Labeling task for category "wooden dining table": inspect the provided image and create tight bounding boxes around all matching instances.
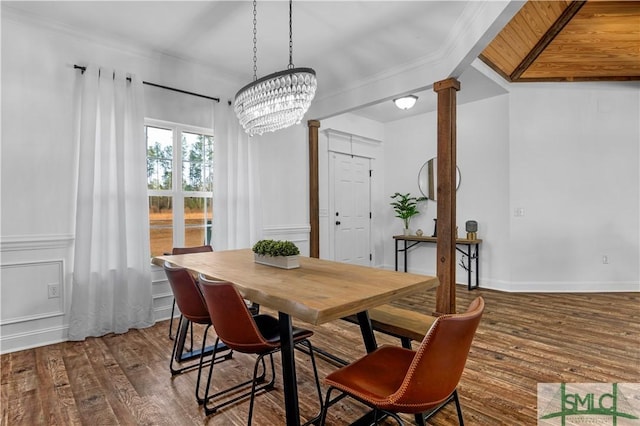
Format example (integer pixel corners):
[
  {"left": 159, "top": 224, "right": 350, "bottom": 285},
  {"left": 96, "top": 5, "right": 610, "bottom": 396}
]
[{"left": 152, "top": 248, "right": 439, "bottom": 426}]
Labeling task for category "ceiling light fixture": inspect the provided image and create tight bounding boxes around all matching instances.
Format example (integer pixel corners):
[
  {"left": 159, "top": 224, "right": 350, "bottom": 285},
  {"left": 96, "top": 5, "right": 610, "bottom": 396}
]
[
  {"left": 234, "top": 0, "right": 317, "bottom": 137},
  {"left": 393, "top": 95, "right": 418, "bottom": 110}
]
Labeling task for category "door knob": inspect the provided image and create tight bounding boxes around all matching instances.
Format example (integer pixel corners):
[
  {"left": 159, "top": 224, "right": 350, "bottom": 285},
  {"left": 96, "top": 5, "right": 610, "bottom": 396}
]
[{"left": 335, "top": 221, "right": 341, "bottom": 225}]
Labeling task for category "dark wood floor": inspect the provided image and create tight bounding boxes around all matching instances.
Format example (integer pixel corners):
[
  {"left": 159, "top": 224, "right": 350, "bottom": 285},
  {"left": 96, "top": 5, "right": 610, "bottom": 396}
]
[{"left": 2, "top": 287, "right": 639, "bottom": 425}]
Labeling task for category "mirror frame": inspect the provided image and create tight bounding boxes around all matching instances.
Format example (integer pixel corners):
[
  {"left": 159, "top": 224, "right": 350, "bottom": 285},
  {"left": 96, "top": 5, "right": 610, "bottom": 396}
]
[{"left": 417, "top": 157, "right": 461, "bottom": 201}]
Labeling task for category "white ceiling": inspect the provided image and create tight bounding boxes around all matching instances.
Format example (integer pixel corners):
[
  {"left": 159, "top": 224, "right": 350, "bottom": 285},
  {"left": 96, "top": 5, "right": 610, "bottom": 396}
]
[{"left": 2, "top": 0, "right": 516, "bottom": 122}]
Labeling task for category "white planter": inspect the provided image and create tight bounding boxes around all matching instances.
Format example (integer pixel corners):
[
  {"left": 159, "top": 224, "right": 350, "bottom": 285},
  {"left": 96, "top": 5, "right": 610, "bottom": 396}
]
[{"left": 254, "top": 254, "right": 300, "bottom": 269}]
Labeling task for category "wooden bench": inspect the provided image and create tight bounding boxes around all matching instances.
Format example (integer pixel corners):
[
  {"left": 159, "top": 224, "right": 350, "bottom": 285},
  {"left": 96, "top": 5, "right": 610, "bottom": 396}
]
[{"left": 343, "top": 304, "right": 437, "bottom": 349}]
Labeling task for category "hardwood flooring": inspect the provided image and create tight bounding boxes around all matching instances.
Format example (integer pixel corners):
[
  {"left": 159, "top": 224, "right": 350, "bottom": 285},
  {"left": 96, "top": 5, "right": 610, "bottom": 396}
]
[{"left": 2, "top": 288, "right": 639, "bottom": 425}]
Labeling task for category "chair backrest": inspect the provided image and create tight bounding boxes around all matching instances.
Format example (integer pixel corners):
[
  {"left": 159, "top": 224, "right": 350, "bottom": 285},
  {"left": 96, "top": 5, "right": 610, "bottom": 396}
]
[
  {"left": 172, "top": 245, "right": 213, "bottom": 255},
  {"left": 163, "top": 261, "right": 211, "bottom": 325},
  {"left": 198, "top": 276, "right": 275, "bottom": 354},
  {"left": 389, "top": 297, "right": 485, "bottom": 411}
]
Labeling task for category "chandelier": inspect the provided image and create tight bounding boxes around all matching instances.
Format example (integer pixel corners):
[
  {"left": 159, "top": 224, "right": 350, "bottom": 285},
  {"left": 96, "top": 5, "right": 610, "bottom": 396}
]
[{"left": 234, "top": 0, "right": 317, "bottom": 136}]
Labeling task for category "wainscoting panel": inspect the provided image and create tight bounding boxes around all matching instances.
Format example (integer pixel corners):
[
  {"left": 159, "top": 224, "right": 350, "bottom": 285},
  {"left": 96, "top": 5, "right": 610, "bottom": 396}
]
[
  {"left": 262, "top": 224, "right": 311, "bottom": 256},
  {"left": 151, "top": 264, "right": 174, "bottom": 321},
  {"left": 1, "top": 260, "right": 65, "bottom": 324},
  {"left": 0, "top": 234, "right": 73, "bottom": 353}
]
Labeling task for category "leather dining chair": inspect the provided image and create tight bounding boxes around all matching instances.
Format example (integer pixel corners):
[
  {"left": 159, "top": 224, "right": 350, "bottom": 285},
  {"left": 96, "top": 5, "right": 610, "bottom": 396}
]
[
  {"left": 163, "top": 261, "right": 231, "bottom": 404},
  {"left": 198, "top": 276, "right": 323, "bottom": 424},
  {"left": 169, "top": 245, "right": 260, "bottom": 340},
  {"left": 319, "top": 297, "right": 485, "bottom": 426},
  {"left": 168, "top": 245, "right": 214, "bottom": 340}
]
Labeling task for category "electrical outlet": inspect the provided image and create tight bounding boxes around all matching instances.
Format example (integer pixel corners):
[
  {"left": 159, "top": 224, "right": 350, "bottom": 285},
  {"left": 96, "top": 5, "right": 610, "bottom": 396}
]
[
  {"left": 514, "top": 208, "right": 525, "bottom": 217},
  {"left": 48, "top": 283, "right": 60, "bottom": 299},
  {"left": 602, "top": 255, "right": 609, "bottom": 264}
]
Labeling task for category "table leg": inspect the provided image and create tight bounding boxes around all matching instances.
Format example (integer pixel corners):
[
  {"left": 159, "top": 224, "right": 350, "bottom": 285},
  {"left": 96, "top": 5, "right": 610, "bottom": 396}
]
[
  {"left": 278, "top": 311, "right": 300, "bottom": 426},
  {"left": 467, "top": 244, "right": 472, "bottom": 291},
  {"left": 404, "top": 240, "right": 408, "bottom": 272},
  {"left": 174, "top": 317, "right": 190, "bottom": 362},
  {"left": 475, "top": 245, "right": 480, "bottom": 289},
  {"left": 349, "top": 311, "right": 382, "bottom": 425},
  {"left": 356, "top": 311, "right": 377, "bottom": 353},
  {"left": 395, "top": 239, "right": 399, "bottom": 271}
]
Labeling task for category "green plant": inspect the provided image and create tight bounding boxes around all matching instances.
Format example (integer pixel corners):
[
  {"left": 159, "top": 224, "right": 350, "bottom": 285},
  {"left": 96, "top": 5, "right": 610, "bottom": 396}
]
[
  {"left": 252, "top": 239, "right": 300, "bottom": 257},
  {"left": 390, "top": 192, "right": 426, "bottom": 229}
]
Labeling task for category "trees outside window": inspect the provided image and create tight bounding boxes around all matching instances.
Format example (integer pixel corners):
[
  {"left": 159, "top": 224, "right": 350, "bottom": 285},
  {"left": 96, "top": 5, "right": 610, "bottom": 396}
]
[{"left": 146, "top": 120, "right": 213, "bottom": 256}]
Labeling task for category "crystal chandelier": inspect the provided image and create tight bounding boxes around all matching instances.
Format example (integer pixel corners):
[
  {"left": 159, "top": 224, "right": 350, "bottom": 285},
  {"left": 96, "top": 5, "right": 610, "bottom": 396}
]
[{"left": 234, "top": 0, "right": 317, "bottom": 137}]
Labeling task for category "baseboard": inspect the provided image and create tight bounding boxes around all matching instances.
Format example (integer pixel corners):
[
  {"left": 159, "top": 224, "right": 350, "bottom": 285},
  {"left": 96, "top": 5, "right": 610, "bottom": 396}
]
[
  {"left": 381, "top": 263, "right": 639, "bottom": 293},
  {"left": 153, "top": 304, "right": 175, "bottom": 323},
  {"left": 0, "top": 324, "right": 68, "bottom": 354},
  {"left": 0, "top": 305, "right": 175, "bottom": 355},
  {"left": 501, "top": 280, "right": 640, "bottom": 293}
]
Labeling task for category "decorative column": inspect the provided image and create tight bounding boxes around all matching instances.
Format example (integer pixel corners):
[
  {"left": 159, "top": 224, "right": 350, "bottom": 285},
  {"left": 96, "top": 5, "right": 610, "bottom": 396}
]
[
  {"left": 433, "top": 78, "right": 460, "bottom": 315},
  {"left": 308, "top": 120, "right": 320, "bottom": 258}
]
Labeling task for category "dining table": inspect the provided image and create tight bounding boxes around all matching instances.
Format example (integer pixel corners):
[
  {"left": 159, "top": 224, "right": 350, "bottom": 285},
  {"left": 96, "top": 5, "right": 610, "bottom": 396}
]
[{"left": 152, "top": 248, "right": 439, "bottom": 426}]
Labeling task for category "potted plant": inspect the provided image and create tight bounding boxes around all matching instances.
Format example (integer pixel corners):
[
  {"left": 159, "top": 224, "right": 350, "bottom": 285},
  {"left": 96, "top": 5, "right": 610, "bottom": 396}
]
[
  {"left": 390, "top": 192, "right": 426, "bottom": 235},
  {"left": 252, "top": 239, "right": 300, "bottom": 269}
]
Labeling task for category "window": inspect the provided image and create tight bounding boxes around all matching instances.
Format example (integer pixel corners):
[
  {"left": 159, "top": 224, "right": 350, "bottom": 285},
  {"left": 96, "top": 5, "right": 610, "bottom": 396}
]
[{"left": 146, "top": 119, "right": 214, "bottom": 256}]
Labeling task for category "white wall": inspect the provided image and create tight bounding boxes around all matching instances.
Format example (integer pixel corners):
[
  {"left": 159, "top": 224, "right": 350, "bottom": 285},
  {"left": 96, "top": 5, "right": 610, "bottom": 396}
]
[
  {"left": 380, "top": 82, "right": 640, "bottom": 292},
  {"left": 253, "top": 124, "right": 312, "bottom": 255},
  {"left": 382, "top": 93, "right": 511, "bottom": 287},
  {"left": 0, "top": 14, "right": 240, "bottom": 353},
  {"left": 508, "top": 83, "right": 640, "bottom": 291}
]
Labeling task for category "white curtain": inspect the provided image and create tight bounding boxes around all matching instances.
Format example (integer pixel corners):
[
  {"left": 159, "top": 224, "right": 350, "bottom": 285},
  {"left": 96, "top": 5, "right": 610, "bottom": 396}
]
[
  {"left": 69, "top": 65, "right": 154, "bottom": 340},
  {"left": 212, "top": 102, "right": 262, "bottom": 250}
]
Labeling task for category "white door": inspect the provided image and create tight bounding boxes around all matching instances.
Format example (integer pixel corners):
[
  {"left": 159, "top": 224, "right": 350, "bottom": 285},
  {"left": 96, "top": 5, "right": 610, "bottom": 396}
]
[{"left": 332, "top": 152, "right": 371, "bottom": 266}]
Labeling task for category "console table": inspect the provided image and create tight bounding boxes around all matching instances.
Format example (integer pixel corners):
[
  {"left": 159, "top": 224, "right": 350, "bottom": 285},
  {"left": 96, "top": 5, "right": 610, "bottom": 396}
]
[{"left": 393, "top": 235, "right": 482, "bottom": 290}]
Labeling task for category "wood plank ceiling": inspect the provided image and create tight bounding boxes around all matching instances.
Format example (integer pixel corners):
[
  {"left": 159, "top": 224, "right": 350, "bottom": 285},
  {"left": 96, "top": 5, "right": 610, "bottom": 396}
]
[{"left": 480, "top": 0, "right": 640, "bottom": 82}]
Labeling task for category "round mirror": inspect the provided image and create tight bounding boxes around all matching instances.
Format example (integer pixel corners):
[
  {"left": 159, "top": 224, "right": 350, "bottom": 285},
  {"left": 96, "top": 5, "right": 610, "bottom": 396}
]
[{"left": 417, "top": 157, "right": 461, "bottom": 201}]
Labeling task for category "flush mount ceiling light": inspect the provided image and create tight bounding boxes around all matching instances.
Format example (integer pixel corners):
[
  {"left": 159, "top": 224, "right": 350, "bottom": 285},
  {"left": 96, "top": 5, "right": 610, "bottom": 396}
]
[
  {"left": 234, "top": 0, "right": 317, "bottom": 137},
  {"left": 393, "top": 95, "right": 418, "bottom": 110}
]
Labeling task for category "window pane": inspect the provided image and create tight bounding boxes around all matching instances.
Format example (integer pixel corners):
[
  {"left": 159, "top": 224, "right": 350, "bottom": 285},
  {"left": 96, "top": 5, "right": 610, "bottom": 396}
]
[
  {"left": 184, "top": 197, "right": 213, "bottom": 246},
  {"left": 182, "top": 132, "right": 213, "bottom": 191},
  {"left": 149, "top": 196, "right": 173, "bottom": 257},
  {"left": 147, "top": 126, "right": 173, "bottom": 190}
]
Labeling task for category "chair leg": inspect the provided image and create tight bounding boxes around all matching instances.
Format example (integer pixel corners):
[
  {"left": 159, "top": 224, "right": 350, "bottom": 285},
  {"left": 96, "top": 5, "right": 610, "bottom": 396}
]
[
  {"left": 247, "top": 353, "right": 275, "bottom": 425},
  {"left": 202, "top": 338, "right": 219, "bottom": 408},
  {"left": 170, "top": 318, "right": 231, "bottom": 377},
  {"left": 319, "top": 387, "right": 337, "bottom": 426},
  {"left": 453, "top": 390, "right": 464, "bottom": 425},
  {"left": 169, "top": 315, "right": 185, "bottom": 375},
  {"left": 385, "top": 411, "right": 404, "bottom": 425},
  {"left": 296, "top": 339, "right": 324, "bottom": 420},
  {"left": 168, "top": 298, "right": 176, "bottom": 339},
  {"left": 195, "top": 325, "right": 212, "bottom": 403},
  {"left": 203, "top": 350, "right": 276, "bottom": 417},
  {"left": 187, "top": 320, "right": 194, "bottom": 352}
]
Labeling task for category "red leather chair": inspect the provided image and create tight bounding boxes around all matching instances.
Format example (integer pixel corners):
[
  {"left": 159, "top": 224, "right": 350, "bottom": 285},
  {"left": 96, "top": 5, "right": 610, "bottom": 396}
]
[
  {"left": 168, "top": 245, "right": 259, "bottom": 339},
  {"left": 198, "top": 276, "right": 323, "bottom": 423},
  {"left": 168, "top": 245, "right": 214, "bottom": 340},
  {"left": 163, "top": 261, "right": 229, "bottom": 404},
  {"left": 320, "top": 297, "right": 485, "bottom": 426}
]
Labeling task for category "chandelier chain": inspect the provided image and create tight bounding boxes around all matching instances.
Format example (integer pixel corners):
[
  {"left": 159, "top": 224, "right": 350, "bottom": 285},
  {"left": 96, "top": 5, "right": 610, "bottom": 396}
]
[
  {"left": 252, "top": 0, "right": 258, "bottom": 81},
  {"left": 288, "top": 0, "right": 294, "bottom": 69}
]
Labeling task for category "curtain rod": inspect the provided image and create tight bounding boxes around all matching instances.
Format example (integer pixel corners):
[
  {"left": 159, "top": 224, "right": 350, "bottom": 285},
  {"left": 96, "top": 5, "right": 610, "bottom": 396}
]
[{"left": 73, "top": 65, "right": 220, "bottom": 103}]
